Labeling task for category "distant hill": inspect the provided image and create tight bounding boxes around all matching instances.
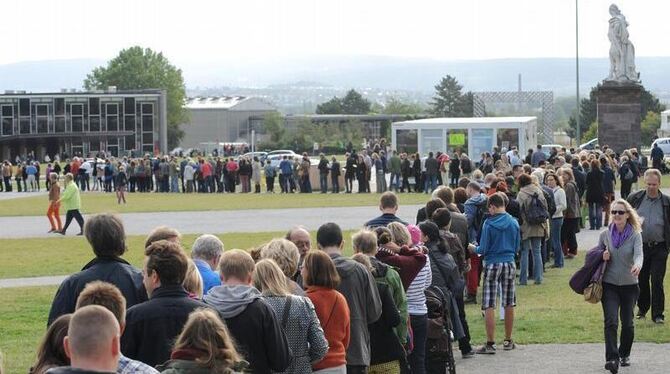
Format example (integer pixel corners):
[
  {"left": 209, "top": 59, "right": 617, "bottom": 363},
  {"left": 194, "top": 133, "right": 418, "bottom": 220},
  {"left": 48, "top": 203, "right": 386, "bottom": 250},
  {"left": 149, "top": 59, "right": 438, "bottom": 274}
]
[{"left": 1, "top": 56, "right": 669, "bottom": 98}]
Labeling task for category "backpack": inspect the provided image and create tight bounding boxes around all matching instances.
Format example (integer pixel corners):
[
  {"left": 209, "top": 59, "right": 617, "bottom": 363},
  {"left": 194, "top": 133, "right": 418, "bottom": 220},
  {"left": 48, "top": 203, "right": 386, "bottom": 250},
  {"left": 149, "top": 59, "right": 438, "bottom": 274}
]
[
  {"left": 424, "top": 285, "right": 452, "bottom": 361},
  {"left": 472, "top": 198, "right": 488, "bottom": 236},
  {"left": 523, "top": 191, "right": 549, "bottom": 225},
  {"left": 541, "top": 186, "right": 557, "bottom": 217}
]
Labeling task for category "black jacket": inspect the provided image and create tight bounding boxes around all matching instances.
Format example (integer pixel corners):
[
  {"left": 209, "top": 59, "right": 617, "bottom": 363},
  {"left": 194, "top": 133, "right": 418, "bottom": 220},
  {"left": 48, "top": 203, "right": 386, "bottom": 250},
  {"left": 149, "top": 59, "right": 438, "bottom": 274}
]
[
  {"left": 318, "top": 159, "right": 329, "bottom": 175},
  {"left": 572, "top": 166, "right": 587, "bottom": 197},
  {"left": 365, "top": 213, "right": 408, "bottom": 228},
  {"left": 585, "top": 169, "right": 604, "bottom": 203},
  {"left": 368, "top": 283, "right": 404, "bottom": 365},
  {"left": 48, "top": 257, "right": 147, "bottom": 325},
  {"left": 627, "top": 190, "right": 670, "bottom": 247},
  {"left": 331, "top": 161, "right": 341, "bottom": 177},
  {"left": 121, "top": 285, "right": 210, "bottom": 367},
  {"left": 425, "top": 157, "right": 439, "bottom": 176},
  {"left": 46, "top": 367, "right": 115, "bottom": 374}
]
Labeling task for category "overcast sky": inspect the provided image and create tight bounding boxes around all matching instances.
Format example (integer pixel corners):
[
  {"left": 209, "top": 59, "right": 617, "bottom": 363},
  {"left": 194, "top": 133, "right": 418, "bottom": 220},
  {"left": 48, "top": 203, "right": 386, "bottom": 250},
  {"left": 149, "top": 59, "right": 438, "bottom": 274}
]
[{"left": 0, "top": 0, "right": 667, "bottom": 66}]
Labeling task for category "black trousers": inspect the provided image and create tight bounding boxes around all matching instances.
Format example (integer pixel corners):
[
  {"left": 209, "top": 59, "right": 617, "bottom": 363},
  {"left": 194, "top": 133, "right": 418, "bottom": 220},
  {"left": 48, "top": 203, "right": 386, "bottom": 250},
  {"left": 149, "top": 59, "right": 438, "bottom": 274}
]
[
  {"left": 409, "top": 314, "right": 427, "bottom": 374},
  {"left": 638, "top": 243, "right": 668, "bottom": 319},
  {"left": 602, "top": 283, "right": 639, "bottom": 361},
  {"left": 62, "top": 209, "right": 84, "bottom": 234}
]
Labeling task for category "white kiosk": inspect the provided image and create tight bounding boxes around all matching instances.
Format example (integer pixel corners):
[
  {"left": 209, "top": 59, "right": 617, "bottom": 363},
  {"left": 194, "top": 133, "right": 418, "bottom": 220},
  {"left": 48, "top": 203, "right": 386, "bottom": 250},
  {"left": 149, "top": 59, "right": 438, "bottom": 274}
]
[{"left": 391, "top": 117, "right": 538, "bottom": 157}]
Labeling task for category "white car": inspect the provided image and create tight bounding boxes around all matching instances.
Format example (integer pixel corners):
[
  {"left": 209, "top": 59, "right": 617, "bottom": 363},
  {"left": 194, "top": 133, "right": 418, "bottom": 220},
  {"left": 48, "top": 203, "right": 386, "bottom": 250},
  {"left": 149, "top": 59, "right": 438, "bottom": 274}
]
[
  {"left": 267, "top": 149, "right": 296, "bottom": 157},
  {"left": 651, "top": 138, "right": 670, "bottom": 155}
]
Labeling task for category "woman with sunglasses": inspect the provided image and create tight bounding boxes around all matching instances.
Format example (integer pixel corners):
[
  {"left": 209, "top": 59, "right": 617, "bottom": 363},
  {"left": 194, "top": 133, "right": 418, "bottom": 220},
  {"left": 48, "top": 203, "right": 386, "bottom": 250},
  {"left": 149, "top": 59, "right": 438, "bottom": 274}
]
[{"left": 598, "top": 199, "right": 643, "bottom": 374}]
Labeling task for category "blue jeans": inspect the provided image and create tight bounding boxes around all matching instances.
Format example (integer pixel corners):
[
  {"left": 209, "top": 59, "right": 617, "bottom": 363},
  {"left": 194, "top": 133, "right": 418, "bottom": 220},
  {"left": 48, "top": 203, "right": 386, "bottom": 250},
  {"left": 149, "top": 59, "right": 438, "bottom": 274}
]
[
  {"left": 389, "top": 172, "right": 401, "bottom": 191},
  {"left": 520, "top": 237, "right": 543, "bottom": 284},
  {"left": 550, "top": 217, "right": 564, "bottom": 267},
  {"left": 424, "top": 175, "right": 437, "bottom": 193},
  {"left": 588, "top": 202, "right": 602, "bottom": 229},
  {"left": 170, "top": 175, "right": 179, "bottom": 192},
  {"left": 319, "top": 174, "right": 328, "bottom": 193}
]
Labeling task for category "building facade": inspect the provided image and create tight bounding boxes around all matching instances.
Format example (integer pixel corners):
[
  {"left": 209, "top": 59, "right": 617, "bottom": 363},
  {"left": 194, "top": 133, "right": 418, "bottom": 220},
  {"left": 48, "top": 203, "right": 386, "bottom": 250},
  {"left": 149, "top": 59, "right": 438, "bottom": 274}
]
[
  {"left": 0, "top": 89, "right": 168, "bottom": 161},
  {"left": 180, "top": 96, "right": 276, "bottom": 149}
]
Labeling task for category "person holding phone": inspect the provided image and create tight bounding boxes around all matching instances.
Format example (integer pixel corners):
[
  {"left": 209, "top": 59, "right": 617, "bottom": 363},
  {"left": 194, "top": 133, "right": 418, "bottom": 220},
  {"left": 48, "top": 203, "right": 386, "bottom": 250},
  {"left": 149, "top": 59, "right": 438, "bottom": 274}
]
[{"left": 597, "top": 199, "right": 643, "bottom": 373}]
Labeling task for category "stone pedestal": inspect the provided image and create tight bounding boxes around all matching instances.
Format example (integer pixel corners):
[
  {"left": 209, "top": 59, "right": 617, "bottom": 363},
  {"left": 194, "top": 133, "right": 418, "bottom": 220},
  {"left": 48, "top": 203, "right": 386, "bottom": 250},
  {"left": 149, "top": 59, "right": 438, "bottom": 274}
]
[{"left": 597, "top": 83, "right": 641, "bottom": 154}]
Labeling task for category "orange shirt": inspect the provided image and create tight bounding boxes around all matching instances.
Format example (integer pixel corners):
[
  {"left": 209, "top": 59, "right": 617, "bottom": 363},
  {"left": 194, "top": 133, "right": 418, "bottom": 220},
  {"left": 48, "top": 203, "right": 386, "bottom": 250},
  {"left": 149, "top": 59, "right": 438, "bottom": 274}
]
[{"left": 306, "top": 286, "right": 350, "bottom": 371}]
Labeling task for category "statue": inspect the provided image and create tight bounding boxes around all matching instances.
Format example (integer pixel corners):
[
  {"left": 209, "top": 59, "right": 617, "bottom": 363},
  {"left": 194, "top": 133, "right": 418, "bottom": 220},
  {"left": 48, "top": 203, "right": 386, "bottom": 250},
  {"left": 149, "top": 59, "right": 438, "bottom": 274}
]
[{"left": 606, "top": 4, "right": 639, "bottom": 83}]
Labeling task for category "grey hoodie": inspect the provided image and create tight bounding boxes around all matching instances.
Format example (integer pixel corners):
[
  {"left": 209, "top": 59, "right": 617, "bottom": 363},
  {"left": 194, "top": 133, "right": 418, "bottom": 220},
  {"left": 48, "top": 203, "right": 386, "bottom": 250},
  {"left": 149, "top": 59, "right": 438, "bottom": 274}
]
[
  {"left": 330, "top": 253, "right": 382, "bottom": 367},
  {"left": 203, "top": 284, "right": 261, "bottom": 318}
]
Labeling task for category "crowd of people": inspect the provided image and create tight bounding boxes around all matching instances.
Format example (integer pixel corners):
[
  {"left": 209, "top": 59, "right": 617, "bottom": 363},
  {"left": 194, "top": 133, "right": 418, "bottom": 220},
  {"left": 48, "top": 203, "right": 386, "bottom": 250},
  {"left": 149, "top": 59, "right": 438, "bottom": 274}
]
[{"left": 2, "top": 139, "right": 666, "bottom": 374}]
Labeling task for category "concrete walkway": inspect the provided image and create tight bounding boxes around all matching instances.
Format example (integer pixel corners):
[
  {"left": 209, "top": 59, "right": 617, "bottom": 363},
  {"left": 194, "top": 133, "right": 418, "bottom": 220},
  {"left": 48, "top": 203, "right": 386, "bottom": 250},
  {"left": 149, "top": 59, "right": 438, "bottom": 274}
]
[
  {"left": 0, "top": 191, "right": 46, "bottom": 200},
  {"left": 455, "top": 343, "right": 670, "bottom": 373},
  {"left": 0, "top": 204, "right": 423, "bottom": 239}
]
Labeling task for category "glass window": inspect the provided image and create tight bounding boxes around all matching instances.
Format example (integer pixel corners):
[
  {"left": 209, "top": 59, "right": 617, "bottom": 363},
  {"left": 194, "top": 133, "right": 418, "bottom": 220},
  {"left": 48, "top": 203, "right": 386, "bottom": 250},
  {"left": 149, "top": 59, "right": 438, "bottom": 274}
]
[
  {"left": 71, "top": 104, "right": 83, "bottom": 116},
  {"left": 72, "top": 117, "right": 83, "bottom": 132},
  {"left": 108, "top": 116, "right": 118, "bottom": 132},
  {"left": 471, "top": 129, "right": 494, "bottom": 160},
  {"left": 125, "top": 116, "right": 135, "bottom": 132},
  {"left": 19, "top": 99, "right": 30, "bottom": 116},
  {"left": 37, "top": 118, "right": 48, "bottom": 133},
  {"left": 420, "top": 129, "right": 443, "bottom": 156},
  {"left": 124, "top": 98, "right": 135, "bottom": 114},
  {"left": 55, "top": 117, "right": 65, "bottom": 133},
  {"left": 446, "top": 129, "right": 468, "bottom": 156},
  {"left": 36, "top": 105, "right": 48, "bottom": 116},
  {"left": 2, "top": 105, "right": 12, "bottom": 117},
  {"left": 142, "top": 103, "right": 153, "bottom": 114},
  {"left": 497, "top": 128, "right": 519, "bottom": 152},
  {"left": 90, "top": 116, "right": 100, "bottom": 132},
  {"left": 106, "top": 103, "right": 118, "bottom": 115},
  {"left": 396, "top": 129, "right": 418, "bottom": 154},
  {"left": 20, "top": 118, "right": 30, "bottom": 134},
  {"left": 89, "top": 98, "right": 100, "bottom": 115},
  {"left": 55, "top": 98, "right": 65, "bottom": 115},
  {"left": 2, "top": 118, "right": 12, "bottom": 135},
  {"left": 143, "top": 131, "right": 153, "bottom": 144},
  {"left": 125, "top": 135, "right": 136, "bottom": 150},
  {"left": 142, "top": 116, "right": 153, "bottom": 132}
]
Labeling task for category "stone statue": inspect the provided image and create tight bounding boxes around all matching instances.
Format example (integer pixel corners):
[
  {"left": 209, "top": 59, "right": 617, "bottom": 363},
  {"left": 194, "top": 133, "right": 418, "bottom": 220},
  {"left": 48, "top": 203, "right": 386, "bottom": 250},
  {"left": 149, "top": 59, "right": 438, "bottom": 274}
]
[{"left": 606, "top": 4, "right": 639, "bottom": 83}]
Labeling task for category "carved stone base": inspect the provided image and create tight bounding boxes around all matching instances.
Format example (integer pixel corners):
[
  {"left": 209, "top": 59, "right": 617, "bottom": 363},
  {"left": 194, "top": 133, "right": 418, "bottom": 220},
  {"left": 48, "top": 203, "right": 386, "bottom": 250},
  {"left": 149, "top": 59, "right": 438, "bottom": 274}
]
[{"left": 597, "top": 84, "right": 641, "bottom": 154}]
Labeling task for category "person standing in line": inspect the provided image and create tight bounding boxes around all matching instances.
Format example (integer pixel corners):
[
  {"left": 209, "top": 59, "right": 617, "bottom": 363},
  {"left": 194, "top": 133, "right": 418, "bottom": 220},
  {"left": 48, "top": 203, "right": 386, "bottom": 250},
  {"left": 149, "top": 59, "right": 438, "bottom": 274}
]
[
  {"left": 424, "top": 152, "right": 439, "bottom": 194},
  {"left": 331, "top": 156, "right": 341, "bottom": 194},
  {"left": 560, "top": 167, "right": 581, "bottom": 259},
  {"left": 57, "top": 173, "right": 84, "bottom": 236},
  {"left": 47, "top": 173, "right": 62, "bottom": 234},
  {"left": 252, "top": 156, "right": 262, "bottom": 194},
  {"left": 344, "top": 152, "right": 357, "bottom": 194},
  {"left": 586, "top": 159, "right": 605, "bottom": 230},
  {"left": 516, "top": 174, "right": 548, "bottom": 285},
  {"left": 264, "top": 159, "right": 276, "bottom": 193},
  {"left": 116, "top": 166, "right": 128, "bottom": 205},
  {"left": 400, "top": 153, "right": 412, "bottom": 193},
  {"left": 389, "top": 150, "right": 402, "bottom": 192},
  {"left": 598, "top": 199, "right": 643, "bottom": 373},
  {"left": 545, "top": 173, "right": 566, "bottom": 268},
  {"left": 318, "top": 153, "right": 330, "bottom": 194},
  {"left": 468, "top": 193, "right": 519, "bottom": 354},
  {"left": 601, "top": 158, "right": 617, "bottom": 226},
  {"left": 627, "top": 169, "right": 669, "bottom": 324}
]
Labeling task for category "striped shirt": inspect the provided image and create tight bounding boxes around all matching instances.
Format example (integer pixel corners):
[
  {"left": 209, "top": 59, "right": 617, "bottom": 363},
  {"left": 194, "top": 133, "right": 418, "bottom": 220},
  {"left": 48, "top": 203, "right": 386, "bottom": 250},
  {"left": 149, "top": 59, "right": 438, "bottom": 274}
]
[{"left": 406, "top": 252, "right": 432, "bottom": 315}]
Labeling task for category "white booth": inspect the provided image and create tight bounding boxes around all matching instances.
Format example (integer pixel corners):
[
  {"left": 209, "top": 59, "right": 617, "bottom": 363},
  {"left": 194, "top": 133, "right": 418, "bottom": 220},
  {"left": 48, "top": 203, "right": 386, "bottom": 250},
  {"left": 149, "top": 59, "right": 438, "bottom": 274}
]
[{"left": 391, "top": 117, "right": 538, "bottom": 157}]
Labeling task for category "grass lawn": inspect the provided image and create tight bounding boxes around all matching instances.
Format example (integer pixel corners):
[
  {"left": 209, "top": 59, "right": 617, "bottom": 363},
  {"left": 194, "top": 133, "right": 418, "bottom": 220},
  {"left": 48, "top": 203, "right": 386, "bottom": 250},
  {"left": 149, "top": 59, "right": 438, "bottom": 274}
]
[
  {"left": 2, "top": 253, "right": 669, "bottom": 374},
  {"left": 0, "top": 192, "right": 428, "bottom": 217}
]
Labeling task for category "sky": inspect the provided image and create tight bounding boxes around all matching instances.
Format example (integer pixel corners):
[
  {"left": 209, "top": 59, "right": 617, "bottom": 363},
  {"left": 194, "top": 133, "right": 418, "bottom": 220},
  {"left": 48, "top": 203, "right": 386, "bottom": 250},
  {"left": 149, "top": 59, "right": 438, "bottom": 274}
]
[{"left": 0, "top": 0, "right": 667, "bottom": 66}]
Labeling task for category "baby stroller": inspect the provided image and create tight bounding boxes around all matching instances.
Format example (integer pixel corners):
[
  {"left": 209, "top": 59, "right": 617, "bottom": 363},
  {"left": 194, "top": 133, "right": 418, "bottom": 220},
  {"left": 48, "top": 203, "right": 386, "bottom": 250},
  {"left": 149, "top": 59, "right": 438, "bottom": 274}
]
[{"left": 425, "top": 285, "right": 457, "bottom": 374}]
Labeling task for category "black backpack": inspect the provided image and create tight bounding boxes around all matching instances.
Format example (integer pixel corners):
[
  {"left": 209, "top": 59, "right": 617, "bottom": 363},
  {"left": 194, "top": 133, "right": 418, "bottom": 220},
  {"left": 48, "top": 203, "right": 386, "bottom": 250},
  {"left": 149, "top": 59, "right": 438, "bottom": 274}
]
[
  {"left": 424, "top": 285, "right": 452, "bottom": 361},
  {"left": 541, "top": 186, "right": 557, "bottom": 217},
  {"left": 523, "top": 191, "right": 550, "bottom": 225},
  {"left": 472, "top": 197, "right": 488, "bottom": 236}
]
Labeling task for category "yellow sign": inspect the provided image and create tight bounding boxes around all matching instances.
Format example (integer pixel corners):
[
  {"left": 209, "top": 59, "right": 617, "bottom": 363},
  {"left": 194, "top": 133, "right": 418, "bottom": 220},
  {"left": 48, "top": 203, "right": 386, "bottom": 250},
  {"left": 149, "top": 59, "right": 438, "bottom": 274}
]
[{"left": 449, "top": 133, "right": 465, "bottom": 145}]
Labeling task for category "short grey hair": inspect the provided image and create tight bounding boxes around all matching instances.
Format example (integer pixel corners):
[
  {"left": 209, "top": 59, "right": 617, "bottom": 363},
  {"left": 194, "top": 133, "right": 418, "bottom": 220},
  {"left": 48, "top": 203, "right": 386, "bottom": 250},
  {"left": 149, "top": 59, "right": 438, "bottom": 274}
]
[{"left": 191, "top": 234, "right": 224, "bottom": 261}]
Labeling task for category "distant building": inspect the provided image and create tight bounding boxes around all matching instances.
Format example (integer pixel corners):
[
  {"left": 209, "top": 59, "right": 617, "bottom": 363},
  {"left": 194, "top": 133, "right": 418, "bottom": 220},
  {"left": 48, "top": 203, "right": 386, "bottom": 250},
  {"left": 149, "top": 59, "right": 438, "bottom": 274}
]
[
  {"left": 180, "top": 96, "right": 276, "bottom": 149},
  {"left": 0, "top": 89, "right": 167, "bottom": 160}
]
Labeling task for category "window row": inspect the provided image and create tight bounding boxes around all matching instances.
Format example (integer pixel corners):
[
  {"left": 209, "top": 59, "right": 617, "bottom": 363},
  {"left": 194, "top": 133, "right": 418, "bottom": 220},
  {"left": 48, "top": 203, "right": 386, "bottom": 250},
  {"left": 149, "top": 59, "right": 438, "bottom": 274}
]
[{"left": 0, "top": 115, "right": 154, "bottom": 135}]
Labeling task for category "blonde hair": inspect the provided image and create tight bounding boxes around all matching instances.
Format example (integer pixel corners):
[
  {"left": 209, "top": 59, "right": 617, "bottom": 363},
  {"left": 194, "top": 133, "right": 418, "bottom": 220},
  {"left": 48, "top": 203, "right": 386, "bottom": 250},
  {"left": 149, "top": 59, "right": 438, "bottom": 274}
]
[
  {"left": 352, "top": 230, "right": 377, "bottom": 255},
  {"left": 388, "top": 222, "right": 411, "bottom": 246},
  {"left": 219, "top": 249, "right": 255, "bottom": 282},
  {"left": 172, "top": 308, "right": 243, "bottom": 373},
  {"left": 351, "top": 253, "right": 374, "bottom": 273},
  {"left": 611, "top": 199, "right": 642, "bottom": 233},
  {"left": 64, "top": 173, "right": 74, "bottom": 183},
  {"left": 644, "top": 168, "right": 662, "bottom": 184},
  {"left": 252, "top": 259, "right": 290, "bottom": 296},
  {"left": 183, "top": 260, "right": 204, "bottom": 299},
  {"left": 259, "top": 239, "right": 300, "bottom": 279}
]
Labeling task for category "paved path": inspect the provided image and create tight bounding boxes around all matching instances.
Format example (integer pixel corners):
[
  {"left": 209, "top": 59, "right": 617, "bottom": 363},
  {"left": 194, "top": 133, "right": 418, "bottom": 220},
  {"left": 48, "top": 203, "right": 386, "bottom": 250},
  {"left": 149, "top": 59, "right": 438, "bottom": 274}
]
[
  {"left": 0, "top": 204, "right": 423, "bottom": 239},
  {"left": 455, "top": 343, "right": 670, "bottom": 373},
  {"left": 0, "top": 191, "right": 46, "bottom": 200}
]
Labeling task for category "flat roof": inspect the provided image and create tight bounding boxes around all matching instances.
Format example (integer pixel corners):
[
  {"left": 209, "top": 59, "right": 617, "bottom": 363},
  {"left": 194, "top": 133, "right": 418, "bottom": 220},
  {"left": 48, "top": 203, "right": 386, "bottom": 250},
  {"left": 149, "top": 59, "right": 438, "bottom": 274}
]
[
  {"left": 0, "top": 89, "right": 162, "bottom": 97},
  {"left": 393, "top": 116, "right": 536, "bottom": 125}
]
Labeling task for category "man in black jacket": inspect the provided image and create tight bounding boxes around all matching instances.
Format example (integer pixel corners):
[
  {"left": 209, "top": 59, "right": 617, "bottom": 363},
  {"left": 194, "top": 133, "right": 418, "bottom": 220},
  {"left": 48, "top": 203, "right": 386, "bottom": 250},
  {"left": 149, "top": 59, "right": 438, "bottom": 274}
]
[
  {"left": 627, "top": 169, "right": 670, "bottom": 324},
  {"left": 425, "top": 152, "right": 440, "bottom": 193},
  {"left": 48, "top": 214, "right": 147, "bottom": 326},
  {"left": 365, "top": 191, "right": 408, "bottom": 228},
  {"left": 121, "top": 240, "right": 209, "bottom": 367},
  {"left": 204, "top": 249, "right": 291, "bottom": 374}
]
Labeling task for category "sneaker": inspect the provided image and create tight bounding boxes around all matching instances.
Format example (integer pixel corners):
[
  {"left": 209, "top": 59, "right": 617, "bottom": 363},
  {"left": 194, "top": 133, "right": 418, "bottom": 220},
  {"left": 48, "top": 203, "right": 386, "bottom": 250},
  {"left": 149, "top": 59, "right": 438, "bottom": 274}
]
[
  {"left": 475, "top": 344, "right": 496, "bottom": 355},
  {"left": 605, "top": 360, "right": 619, "bottom": 374},
  {"left": 503, "top": 339, "right": 516, "bottom": 350},
  {"left": 461, "top": 350, "right": 476, "bottom": 359},
  {"left": 620, "top": 357, "right": 630, "bottom": 367},
  {"left": 465, "top": 295, "right": 477, "bottom": 304},
  {"left": 653, "top": 317, "right": 665, "bottom": 324},
  {"left": 76, "top": 232, "right": 84, "bottom": 236},
  {"left": 635, "top": 314, "right": 646, "bottom": 320}
]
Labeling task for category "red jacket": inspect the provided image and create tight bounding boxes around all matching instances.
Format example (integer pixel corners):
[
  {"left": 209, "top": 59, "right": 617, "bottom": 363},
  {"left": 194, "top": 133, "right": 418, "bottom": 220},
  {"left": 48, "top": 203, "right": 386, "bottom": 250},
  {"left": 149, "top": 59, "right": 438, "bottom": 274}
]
[
  {"left": 376, "top": 245, "right": 427, "bottom": 291},
  {"left": 306, "top": 286, "right": 350, "bottom": 371}
]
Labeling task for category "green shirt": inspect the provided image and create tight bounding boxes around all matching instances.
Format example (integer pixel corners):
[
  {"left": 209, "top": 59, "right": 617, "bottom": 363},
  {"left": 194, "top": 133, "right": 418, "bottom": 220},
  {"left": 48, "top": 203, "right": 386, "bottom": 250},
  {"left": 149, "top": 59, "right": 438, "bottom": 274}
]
[{"left": 60, "top": 182, "right": 81, "bottom": 211}]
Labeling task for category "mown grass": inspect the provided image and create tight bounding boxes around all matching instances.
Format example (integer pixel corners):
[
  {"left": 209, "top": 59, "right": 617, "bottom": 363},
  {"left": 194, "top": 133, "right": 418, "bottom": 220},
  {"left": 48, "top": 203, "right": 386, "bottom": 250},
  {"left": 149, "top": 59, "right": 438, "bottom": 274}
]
[{"left": 0, "top": 192, "right": 428, "bottom": 217}]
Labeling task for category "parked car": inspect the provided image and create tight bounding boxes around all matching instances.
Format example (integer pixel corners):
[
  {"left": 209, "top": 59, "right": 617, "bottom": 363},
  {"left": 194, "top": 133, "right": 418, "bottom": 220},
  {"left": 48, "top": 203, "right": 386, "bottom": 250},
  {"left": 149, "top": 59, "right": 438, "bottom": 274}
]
[
  {"left": 540, "top": 144, "right": 563, "bottom": 157},
  {"left": 267, "top": 149, "right": 296, "bottom": 157},
  {"left": 241, "top": 151, "right": 268, "bottom": 162},
  {"left": 651, "top": 137, "right": 670, "bottom": 156},
  {"left": 579, "top": 138, "right": 598, "bottom": 151}
]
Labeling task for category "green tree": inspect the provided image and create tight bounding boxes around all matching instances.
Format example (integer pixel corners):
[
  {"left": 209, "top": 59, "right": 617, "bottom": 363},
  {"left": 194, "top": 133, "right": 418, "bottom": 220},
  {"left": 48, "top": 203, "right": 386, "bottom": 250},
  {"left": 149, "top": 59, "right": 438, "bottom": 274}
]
[
  {"left": 262, "top": 112, "right": 285, "bottom": 145},
  {"left": 84, "top": 46, "right": 188, "bottom": 149},
  {"left": 641, "top": 111, "right": 661, "bottom": 146},
  {"left": 581, "top": 121, "right": 598, "bottom": 143},
  {"left": 430, "top": 75, "right": 473, "bottom": 117},
  {"left": 315, "top": 97, "right": 343, "bottom": 114},
  {"left": 316, "top": 89, "right": 371, "bottom": 115},
  {"left": 383, "top": 97, "right": 425, "bottom": 115}
]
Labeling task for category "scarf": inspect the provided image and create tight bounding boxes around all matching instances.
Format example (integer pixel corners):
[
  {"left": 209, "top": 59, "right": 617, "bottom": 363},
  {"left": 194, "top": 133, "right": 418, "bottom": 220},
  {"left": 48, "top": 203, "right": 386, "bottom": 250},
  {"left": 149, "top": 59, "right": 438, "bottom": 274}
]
[{"left": 609, "top": 223, "right": 633, "bottom": 249}]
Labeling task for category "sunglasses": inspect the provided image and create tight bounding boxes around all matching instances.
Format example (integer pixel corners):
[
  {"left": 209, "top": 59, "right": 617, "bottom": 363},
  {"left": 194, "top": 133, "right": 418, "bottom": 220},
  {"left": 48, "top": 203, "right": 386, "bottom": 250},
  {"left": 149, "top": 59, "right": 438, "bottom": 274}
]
[{"left": 611, "top": 210, "right": 627, "bottom": 215}]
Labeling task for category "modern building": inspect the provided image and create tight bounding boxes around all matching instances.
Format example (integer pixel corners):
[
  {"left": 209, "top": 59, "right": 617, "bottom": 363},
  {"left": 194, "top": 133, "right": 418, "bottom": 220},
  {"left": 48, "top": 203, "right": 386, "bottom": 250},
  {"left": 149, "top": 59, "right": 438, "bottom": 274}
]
[
  {"left": 180, "top": 96, "right": 276, "bottom": 149},
  {"left": 391, "top": 116, "right": 538, "bottom": 157},
  {"left": 0, "top": 89, "right": 168, "bottom": 160}
]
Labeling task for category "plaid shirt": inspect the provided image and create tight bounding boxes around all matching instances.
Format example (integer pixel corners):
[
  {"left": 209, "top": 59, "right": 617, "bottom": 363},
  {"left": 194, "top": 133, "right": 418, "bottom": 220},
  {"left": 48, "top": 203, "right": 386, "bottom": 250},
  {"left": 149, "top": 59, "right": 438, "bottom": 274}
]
[{"left": 117, "top": 355, "right": 159, "bottom": 374}]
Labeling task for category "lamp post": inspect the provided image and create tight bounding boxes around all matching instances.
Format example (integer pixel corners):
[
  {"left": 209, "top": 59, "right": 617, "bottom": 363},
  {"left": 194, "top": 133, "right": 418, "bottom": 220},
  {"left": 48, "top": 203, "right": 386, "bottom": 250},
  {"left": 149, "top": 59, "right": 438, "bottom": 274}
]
[{"left": 575, "top": 0, "right": 581, "bottom": 147}]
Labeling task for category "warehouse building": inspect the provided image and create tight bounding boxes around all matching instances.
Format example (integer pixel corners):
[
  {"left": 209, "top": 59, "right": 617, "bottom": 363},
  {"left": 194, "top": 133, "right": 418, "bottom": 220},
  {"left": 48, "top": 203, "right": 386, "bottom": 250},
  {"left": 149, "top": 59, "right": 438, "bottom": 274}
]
[{"left": 0, "top": 88, "right": 168, "bottom": 160}]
